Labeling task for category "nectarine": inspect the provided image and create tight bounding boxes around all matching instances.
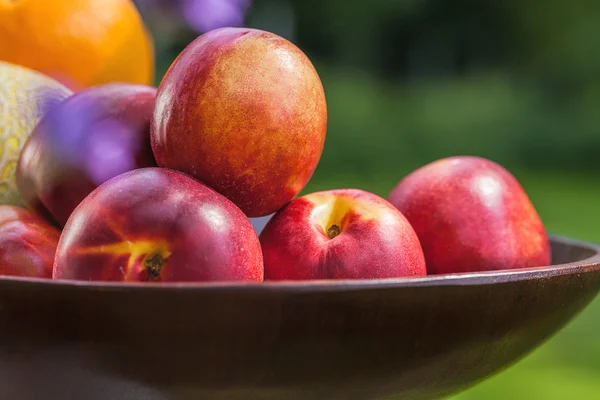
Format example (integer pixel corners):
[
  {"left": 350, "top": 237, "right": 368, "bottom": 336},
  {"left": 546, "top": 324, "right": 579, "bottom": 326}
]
[
  {"left": 16, "top": 83, "right": 157, "bottom": 226},
  {"left": 53, "top": 168, "right": 263, "bottom": 282},
  {"left": 260, "top": 189, "right": 426, "bottom": 280},
  {"left": 0, "top": 205, "right": 60, "bottom": 278},
  {"left": 151, "top": 27, "right": 327, "bottom": 217},
  {"left": 388, "top": 156, "right": 551, "bottom": 274}
]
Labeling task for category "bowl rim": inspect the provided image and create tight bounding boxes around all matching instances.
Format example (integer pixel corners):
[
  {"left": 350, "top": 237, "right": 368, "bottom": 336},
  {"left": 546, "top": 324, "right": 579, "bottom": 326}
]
[{"left": 1, "top": 234, "right": 599, "bottom": 293}]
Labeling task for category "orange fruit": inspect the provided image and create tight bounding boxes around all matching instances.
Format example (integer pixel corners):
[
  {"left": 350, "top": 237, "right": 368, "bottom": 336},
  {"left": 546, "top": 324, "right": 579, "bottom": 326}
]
[{"left": 0, "top": 0, "right": 154, "bottom": 90}]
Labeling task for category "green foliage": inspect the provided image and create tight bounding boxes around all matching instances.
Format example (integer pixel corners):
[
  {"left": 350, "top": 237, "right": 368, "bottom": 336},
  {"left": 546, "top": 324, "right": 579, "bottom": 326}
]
[
  {"left": 285, "top": 0, "right": 600, "bottom": 174},
  {"left": 311, "top": 64, "right": 600, "bottom": 180}
]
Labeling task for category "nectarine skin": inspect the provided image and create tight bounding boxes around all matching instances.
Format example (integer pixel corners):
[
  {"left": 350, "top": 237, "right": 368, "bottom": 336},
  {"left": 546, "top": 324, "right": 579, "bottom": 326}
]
[
  {"left": 260, "top": 189, "right": 426, "bottom": 280},
  {"left": 388, "top": 156, "right": 551, "bottom": 275},
  {"left": 0, "top": 205, "right": 60, "bottom": 278},
  {"left": 151, "top": 27, "right": 327, "bottom": 217},
  {"left": 53, "top": 168, "right": 263, "bottom": 282},
  {"left": 16, "top": 83, "right": 157, "bottom": 227}
]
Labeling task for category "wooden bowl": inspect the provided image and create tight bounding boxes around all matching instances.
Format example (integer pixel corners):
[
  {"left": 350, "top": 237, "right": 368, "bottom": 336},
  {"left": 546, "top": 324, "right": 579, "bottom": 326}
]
[{"left": 0, "top": 235, "right": 598, "bottom": 400}]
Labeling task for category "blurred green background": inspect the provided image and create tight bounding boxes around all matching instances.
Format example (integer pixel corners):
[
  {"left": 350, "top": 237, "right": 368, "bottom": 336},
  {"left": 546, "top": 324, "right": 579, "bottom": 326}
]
[{"left": 135, "top": 0, "right": 600, "bottom": 398}]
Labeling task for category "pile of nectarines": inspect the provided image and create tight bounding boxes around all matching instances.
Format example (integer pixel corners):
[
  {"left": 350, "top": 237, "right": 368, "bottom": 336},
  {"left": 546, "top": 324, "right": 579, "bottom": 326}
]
[{"left": 0, "top": 28, "right": 550, "bottom": 283}]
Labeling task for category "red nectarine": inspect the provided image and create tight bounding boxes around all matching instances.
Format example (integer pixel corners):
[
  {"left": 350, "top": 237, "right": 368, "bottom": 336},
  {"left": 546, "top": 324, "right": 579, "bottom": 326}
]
[
  {"left": 53, "top": 168, "right": 263, "bottom": 282},
  {"left": 260, "top": 189, "right": 426, "bottom": 280},
  {"left": 0, "top": 205, "right": 60, "bottom": 278},
  {"left": 151, "top": 27, "right": 327, "bottom": 217},
  {"left": 388, "top": 156, "right": 551, "bottom": 274},
  {"left": 16, "top": 83, "right": 157, "bottom": 227}
]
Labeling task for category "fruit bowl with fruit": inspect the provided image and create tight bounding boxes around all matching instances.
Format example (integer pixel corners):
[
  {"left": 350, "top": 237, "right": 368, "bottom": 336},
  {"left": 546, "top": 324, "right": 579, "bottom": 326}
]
[{"left": 0, "top": 27, "right": 599, "bottom": 400}]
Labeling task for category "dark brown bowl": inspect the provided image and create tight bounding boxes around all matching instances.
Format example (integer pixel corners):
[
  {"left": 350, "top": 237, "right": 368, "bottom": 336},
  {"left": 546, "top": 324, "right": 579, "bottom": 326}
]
[{"left": 0, "top": 235, "right": 599, "bottom": 400}]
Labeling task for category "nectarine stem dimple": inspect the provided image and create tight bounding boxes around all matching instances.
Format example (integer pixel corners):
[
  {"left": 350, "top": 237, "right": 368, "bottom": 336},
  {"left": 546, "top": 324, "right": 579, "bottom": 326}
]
[
  {"left": 327, "top": 224, "right": 341, "bottom": 239},
  {"left": 144, "top": 253, "right": 164, "bottom": 281}
]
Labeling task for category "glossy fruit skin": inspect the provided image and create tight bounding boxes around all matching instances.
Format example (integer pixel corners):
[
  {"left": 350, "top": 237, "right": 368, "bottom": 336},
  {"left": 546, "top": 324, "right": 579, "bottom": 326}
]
[
  {"left": 0, "top": 205, "right": 60, "bottom": 278},
  {"left": 16, "top": 83, "right": 157, "bottom": 227},
  {"left": 0, "top": 0, "right": 154, "bottom": 89},
  {"left": 151, "top": 27, "right": 327, "bottom": 218},
  {"left": 53, "top": 168, "right": 264, "bottom": 283},
  {"left": 260, "top": 188, "right": 426, "bottom": 280},
  {"left": 0, "top": 61, "right": 72, "bottom": 207},
  {"left": 388, "top": 156, "right": 551, "bottom": 275}
]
